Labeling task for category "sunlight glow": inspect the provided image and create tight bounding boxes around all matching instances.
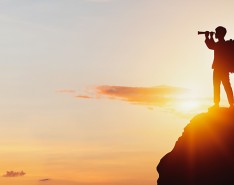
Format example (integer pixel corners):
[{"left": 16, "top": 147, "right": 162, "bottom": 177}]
[{"left": 176, "top": 100, "right": 201, "bottom": 113}]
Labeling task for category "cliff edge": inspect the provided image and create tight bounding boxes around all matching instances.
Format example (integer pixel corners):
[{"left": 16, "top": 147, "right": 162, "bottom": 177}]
[{"left": 157, "top": 108, "right": 234, "bottom": 185}]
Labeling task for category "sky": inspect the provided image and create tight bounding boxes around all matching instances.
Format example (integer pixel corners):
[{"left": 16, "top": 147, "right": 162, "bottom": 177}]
[{"left": 1, "top": 0, "right": 234, "bottom": 184}]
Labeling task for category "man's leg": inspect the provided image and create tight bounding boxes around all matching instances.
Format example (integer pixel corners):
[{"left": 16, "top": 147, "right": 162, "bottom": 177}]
[
  {"left": 213, "top": 70, "right": 221, "bottom": 106},
  {"left": 221, "top": 72, "right": 234, "bottom": 107}
]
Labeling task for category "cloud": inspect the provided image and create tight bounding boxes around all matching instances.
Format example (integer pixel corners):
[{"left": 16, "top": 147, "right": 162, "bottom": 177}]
[
  {"left": 2, "top": 171, "right": 26, "bottom": 177},
  {"left": 76, "top": 95, "right": 92, "bottom": 99},
  {"left": 94, "top": 85, "right": 188, "bottom": 106},
  {"left": 73, "top": 85, "right": 196, "bottom": 109},
  {"left": 60, "top": 85, "right": 211, "bottom": 118},
  {"left": 39, "top": 178, "right": 51, "bottom": 182}
]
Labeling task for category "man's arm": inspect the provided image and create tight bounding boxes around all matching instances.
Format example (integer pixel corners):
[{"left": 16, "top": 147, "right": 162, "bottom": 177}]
[{"left": 205, "top": 32, "right": 215, "bottom": 50}]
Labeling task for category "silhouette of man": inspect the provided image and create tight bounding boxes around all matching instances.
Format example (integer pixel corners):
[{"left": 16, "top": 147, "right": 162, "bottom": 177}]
[{"left": 205, "top": 26, "right": 234, "bottom": 108}]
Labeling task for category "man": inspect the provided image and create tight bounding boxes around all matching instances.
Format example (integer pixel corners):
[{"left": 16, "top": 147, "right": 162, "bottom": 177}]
[{"left": 205, "top": 26, "right": 234, "bottom": 109}]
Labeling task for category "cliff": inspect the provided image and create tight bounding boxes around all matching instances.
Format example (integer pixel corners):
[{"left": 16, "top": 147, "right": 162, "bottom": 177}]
[{"left": 157, "top": 108, "right": 234, "bottom": 185}]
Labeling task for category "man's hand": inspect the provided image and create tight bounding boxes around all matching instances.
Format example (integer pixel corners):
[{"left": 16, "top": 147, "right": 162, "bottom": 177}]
[
  {"left": 210, "top": 32, "right": 214, "bottom": 38},
  {"left": 205, "top": 31, "right": 210, "bottom": 39}
]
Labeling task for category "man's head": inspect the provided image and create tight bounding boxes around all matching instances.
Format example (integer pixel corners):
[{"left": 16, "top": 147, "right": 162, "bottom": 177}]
[{"left": 215, "top": 26, "right": 227, "bottom": 40}]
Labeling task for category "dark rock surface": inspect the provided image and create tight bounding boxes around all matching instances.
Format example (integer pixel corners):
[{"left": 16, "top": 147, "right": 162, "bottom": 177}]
[{"left": 157, "top": 108, "right": 234, "bottom": 185}]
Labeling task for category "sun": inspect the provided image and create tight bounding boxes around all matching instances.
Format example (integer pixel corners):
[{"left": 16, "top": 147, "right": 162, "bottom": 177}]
[{"left": 176, "top": 100, "right": 201, "bottom": 112}]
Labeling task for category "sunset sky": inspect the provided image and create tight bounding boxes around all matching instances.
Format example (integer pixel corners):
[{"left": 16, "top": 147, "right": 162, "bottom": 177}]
[{"left": 1, "top": 0, "right": 234, "bottom": 184}]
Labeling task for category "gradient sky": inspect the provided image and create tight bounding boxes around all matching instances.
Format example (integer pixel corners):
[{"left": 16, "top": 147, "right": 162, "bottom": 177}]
[{"left": 1, "top": 0, "right": 234, "bottom": 184}]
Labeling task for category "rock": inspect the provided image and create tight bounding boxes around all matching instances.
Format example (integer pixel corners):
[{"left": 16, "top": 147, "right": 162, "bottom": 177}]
[{"left": 157, "top": 108, "right": 234, "bottom": 185}]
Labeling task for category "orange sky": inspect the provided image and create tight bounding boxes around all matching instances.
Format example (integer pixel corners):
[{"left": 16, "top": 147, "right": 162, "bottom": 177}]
[{"left": 1, "top": 0, "right": 234, "bottom": 184}]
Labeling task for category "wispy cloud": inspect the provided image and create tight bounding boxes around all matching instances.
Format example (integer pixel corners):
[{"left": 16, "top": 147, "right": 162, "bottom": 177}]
[
  {"left": 58, "top": 85, "right": 188, "bottom": 105},
  {"left": 2, "top": 171, "right": 25, "bottom": 177},
  {"left": 59, "top": 85, "right": 211, "bottom": 118},
  {"left": 94, "top": 85, "right": 188, "bottom": 106},
  {"left": 76, "top": 95, "right": 92, "bottom": 99},
  {"left": 39, "top": 178, "right": 51, "bottom": 182}
]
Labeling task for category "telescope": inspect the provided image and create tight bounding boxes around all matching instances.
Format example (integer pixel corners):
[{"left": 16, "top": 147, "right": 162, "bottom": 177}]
[{"left": 198, "top": 31, "right": 215, "bottom": 35}]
